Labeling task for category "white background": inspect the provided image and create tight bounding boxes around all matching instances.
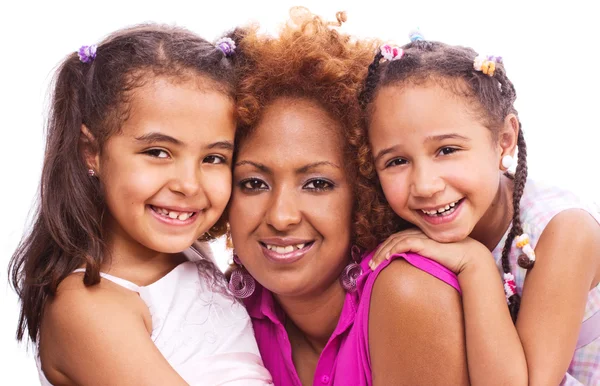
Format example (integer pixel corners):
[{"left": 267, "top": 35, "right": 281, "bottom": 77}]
[{"left": 1, "top": 0, "right": 598, "bottom": 383}]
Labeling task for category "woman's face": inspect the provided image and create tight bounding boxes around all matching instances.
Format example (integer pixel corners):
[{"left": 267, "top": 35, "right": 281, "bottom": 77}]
[{"left": 229, "top": 97, "right": 354, "bottom": 298}]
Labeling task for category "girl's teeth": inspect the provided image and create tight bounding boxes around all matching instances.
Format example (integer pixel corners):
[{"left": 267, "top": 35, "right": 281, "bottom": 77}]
[
  {"left": 422, "top": 200, "right": 460, "bottom": 216},
  {"left": 153, "top": 206, "right": 194, "bottom": 221},
  {"left": 296, "top": 243, "right": 305, "bottom": 250}
]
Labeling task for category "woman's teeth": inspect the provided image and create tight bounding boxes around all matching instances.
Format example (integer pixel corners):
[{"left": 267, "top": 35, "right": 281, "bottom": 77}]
[
  {"left": 152, "top": 206, "right": 195, "bottom": 221},
  {"left": 420, "top": 200, "right": 460, "bottom": 216},
  {"left": 265, "top": 243, "right": 306, "bottom": 253}
]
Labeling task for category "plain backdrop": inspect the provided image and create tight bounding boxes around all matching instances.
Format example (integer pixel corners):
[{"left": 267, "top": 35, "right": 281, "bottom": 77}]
[{"left": 1, "top": 0, "right": 598, "bottom": 383}]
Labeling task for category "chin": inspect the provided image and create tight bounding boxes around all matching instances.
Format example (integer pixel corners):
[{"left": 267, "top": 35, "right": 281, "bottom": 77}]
[
  {"left": 144, "top": 235, "right": 198, "bottom": 254},
  {"left": 423, "top": 228, "right": 469, "bottom": 244}
]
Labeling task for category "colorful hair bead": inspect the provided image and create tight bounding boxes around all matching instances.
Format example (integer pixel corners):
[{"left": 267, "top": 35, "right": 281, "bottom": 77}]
[
  {"left": 408, "top": 29, "right": 424, "bottom": 42},
  {"left": 380, "top": 44, "right": 404, "bottom": 61},
  {"left": 215, "top": 37, "right": 236, "bottom": 57},
  {"left": 515, "top": 233, "right": 536, "bottom": 269},
  {"left": 77, "top": 45, "right": 97, "bottom": 63},
  {"left": 473, "top": 54, "right": 502, "bottom": 77},
  {"left": 503, "top": 272, "right": 517, "bottom": 301}
]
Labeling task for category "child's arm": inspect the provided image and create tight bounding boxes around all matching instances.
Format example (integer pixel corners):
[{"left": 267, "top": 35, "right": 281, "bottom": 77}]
[
  {"left": 39, "top": 276, "right": 188, "bottom": 386},
  {"left": 513, "top": 209, "right": 600, "bottom": 384},
  {"left": 369, "top": 259, "right": 470, "bottom": 385},
  {"left": 370, "top": 208, "right": 600, "bottom": 385}
]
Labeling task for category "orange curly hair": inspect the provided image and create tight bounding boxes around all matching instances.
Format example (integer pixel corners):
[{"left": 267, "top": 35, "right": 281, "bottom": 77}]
[{"left": 233, "top": 7, "right": 395, "bottom": 250}]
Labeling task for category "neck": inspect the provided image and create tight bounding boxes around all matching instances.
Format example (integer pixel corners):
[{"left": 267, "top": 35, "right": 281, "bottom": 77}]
[
  {"left": 102, "top": 215, "right": 186, "bottom": 285},
  {"left": 275, "top": 281, "right": 346, "bottom": 353},
  {"left": 470, "top": 174, "right": 515, "bottom": 251}
]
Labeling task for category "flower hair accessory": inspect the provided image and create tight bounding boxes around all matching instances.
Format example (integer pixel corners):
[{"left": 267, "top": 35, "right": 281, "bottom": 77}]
[
  {"left": 78, "top": 45, "right": 97, "bottom": 63},
  {"left": 473, "top": 54, "right": 502, "bottom": 77},
  {"left": 380, "top": 44, "right": 404, "bottom": 61},
  {"left": 215, "top": 37, "right": 236, "bottom": 57},
  {"left": 503, "top": 272, "right": 517, "bottom": 302},
  {"left": 515, "top": 233, "right": 536, "bottom": 268}
]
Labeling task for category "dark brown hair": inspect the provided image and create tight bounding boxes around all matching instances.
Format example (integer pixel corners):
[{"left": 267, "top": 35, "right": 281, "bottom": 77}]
[
  {"left": 9, "top": 24, "right": 237, "bottom": 343},
  {"left": 359, "top": 39, "right": 526, "bottom": 322},
  {"left": 232, "top": 7, "right": 381, "bottom": 250}
]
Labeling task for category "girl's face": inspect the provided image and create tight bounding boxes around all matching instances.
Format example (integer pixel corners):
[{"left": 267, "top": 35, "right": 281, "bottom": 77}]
[
  {"left": 229, "top": 98, "right": 353, "bottom": 298},
  {"left": 369, "top": 82, "right": 510, "bottom": 243},
  {"left": 93, "top": 76, "right": 235, "bottom": 254}
]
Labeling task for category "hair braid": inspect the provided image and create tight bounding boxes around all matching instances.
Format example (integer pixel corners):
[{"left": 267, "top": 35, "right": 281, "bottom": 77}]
[
  {"left": 499, "top": 124, "right": 528, "bottom": 322},
  {"left": 358, "top": 51, "right": 382, "bottom": 109}
]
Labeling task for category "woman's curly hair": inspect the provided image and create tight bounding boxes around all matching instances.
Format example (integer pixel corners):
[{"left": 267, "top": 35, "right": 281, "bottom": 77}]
[{"left": 232, "top": 7, "right": 385, "bottom": 250}]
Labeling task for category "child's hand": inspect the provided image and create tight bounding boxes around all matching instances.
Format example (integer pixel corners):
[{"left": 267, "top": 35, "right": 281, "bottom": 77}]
[{"left": 368, "top": 229, "right": 491, "bottom": 274}]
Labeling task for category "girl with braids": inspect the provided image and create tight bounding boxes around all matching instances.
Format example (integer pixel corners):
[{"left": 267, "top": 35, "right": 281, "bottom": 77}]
[
  {"left": 227, "top": 8, "right": 468, "bottom": 385},
  {"left": 9, "top": 25, "right": 271, "bottom": 385},
  {"left": 364, "top": 33, "right": 600, "bottom": 385}
]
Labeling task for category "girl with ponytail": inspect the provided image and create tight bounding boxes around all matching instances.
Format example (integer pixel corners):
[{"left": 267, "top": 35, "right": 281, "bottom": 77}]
[{"left": 9, "top": 24, "right": 271, "bottom": 385}]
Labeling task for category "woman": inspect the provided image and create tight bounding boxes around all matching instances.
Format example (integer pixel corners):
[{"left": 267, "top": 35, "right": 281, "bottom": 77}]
[{"left": 226, "top": 8, "right": 470, "bottom": 385}]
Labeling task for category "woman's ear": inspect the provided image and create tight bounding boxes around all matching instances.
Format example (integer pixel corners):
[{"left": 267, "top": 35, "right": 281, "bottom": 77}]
[{"left": 79, "top": 125, "right": 100, "bottom": 175}]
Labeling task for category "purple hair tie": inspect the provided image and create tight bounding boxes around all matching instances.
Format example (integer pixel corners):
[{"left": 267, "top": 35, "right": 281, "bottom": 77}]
[
  {"left": 78, "top": 45, "right": 97, "bottom": 63},
  {"left": 215, "top": 37, "right": 236, "bottom": 57}
]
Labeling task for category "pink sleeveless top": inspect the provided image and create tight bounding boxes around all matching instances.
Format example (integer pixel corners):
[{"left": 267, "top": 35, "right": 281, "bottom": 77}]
[{"left": 244, "top": 251, "right": 460, "bottom": 386}]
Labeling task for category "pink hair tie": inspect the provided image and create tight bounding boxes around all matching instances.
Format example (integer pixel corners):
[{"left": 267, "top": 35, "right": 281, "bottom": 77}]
[{"left": 380, "top": 44, "right": 403, "bottom": 62}]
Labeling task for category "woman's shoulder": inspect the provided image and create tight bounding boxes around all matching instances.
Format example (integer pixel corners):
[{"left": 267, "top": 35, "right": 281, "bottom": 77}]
[
  {"left": 366, "top": 257, "right": 468, "bottom": 384},
  {"left": 370, "top": 256, "right": 462, "bottom": 313}
]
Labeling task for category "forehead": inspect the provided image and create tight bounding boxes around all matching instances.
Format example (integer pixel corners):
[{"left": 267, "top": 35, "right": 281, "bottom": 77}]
[
  {"left": 120, "top": 76, "right": 235, "bottom": 140},
  {"left": 370, "top": 82, "right": 489, "bottom": 142},
  {"left": 237, "top": 97, "right": 345, "bottom": 163}
]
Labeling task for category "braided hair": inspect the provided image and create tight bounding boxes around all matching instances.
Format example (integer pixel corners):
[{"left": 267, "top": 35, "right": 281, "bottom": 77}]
[{"left": 359, "top": 37, "right": 528, "bottom": 323}]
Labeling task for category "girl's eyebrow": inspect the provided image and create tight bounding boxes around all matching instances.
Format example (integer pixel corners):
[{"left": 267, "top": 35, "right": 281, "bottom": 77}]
[
  {"left": 207, "top": 141, "right": 234, "bottom": 151},
  {"left": 425, "top": 133, "right": 471, "bottom": 142},
  {"left": 135, "top": 135, "right": 233, "bottom": 151},
  {"left": 135, "top": 132, "right": 182, "bottom": 145},
  {"left": 374, "top": 145, "right": 399, "bottom": 164}
]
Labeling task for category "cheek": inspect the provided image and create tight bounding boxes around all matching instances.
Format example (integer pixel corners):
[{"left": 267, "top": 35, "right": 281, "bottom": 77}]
[
  {"left": 306, "top": 191, "right": 353, "bottom": 243},
  {"left": 204, "top": 169, "right": 232, "bottom": 210},
  {"left": 228, "top": 190, "right": 266, "bottom": 236},
  {"left": 102, "top": 157, "right": 163, "bottom": 207},
  {"left": 379, "top": 173, "right": 409, "bottom": 210}
]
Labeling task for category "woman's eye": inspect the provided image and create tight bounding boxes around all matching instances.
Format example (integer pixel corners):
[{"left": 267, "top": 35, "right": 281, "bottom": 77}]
[
  {"left": 240, "top": 178, "right": 268, "bottom": 191},
  {"left": 439, "top": 147, "right": 459, "bottom": 156},
  {"left": 385, "top": 158, "right": 407, "bottom": 168},
  {"left": 303, "top": 179, "right": 333, "bottom": 191},
  {"left": 204, "top": 155, "right": 226, "bottom": 164},
  {"left": 144, "top": 149, "right": 170, "bottom": 159}
]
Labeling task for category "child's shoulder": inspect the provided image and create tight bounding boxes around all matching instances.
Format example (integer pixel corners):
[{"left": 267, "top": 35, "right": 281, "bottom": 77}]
[
  {"left": 44, "top": 272, "right": 150, "bottom": 338},
  {"left": 520, "top": 179, "right": 599, "bottom": 236}
]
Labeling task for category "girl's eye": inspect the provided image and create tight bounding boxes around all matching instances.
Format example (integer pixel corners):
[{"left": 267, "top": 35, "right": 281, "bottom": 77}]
[
  {"left": 240, "top": 178, "right": 269, "bottom": 191},
  {"left": 203, "top": 155, "right": 227, "bottom": 164},
  {"left": 144, "top": 149, "right": 170, "bottom": 159},
  {"left": 439, "top": 147, "right": 459, "bottom": 156},
  {"left": 303, "top": 179, "right": 334, "bottom": 191},
  {"left": 385, "top": 158, "right": 407, "bottom": 168}
]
